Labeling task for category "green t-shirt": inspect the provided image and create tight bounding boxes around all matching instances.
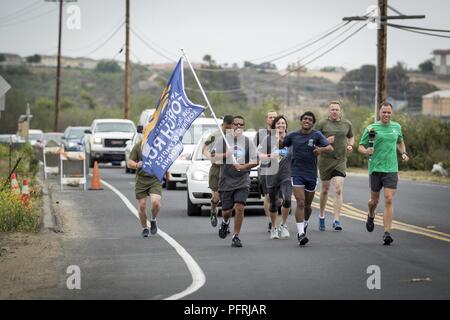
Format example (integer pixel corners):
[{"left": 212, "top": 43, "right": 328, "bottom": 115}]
[
  {"left": 359, "top": 121, "right": 403, "bottom": 174},
  {"left": 315, "top": 118, "right": 353, "bottom": 160}
]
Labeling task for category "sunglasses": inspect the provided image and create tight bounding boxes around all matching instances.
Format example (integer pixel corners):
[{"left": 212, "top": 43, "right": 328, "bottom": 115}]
[{"left": 233, "top": 123, "right": 245, "bottom": 127}]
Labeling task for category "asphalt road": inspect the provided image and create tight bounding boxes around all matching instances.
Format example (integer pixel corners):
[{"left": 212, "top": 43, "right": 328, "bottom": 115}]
[{"left": 37, "top": 165, "right": 450, "bottom": 300}]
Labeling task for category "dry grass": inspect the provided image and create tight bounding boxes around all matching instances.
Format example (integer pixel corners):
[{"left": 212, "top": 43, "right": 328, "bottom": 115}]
[{"left": 348, "top": 167, "right": 450, "bottom": 185}]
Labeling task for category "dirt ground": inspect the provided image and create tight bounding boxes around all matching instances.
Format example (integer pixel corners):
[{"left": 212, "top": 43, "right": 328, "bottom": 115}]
[{"left": 0, "top": 188, "right": 81, "bottom": 299}]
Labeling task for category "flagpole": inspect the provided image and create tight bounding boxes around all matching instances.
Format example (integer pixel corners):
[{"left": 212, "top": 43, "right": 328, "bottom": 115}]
[{"left": 181, "top": 49, "right": 237, "bottom": 164}]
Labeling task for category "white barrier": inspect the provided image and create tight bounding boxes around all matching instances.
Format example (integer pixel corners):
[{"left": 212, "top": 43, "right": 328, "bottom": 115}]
[
  {"left": 43, "top": 146, "right": 64, "bottom": 179},
  {"left": 60, "top": 151, "right": 86, "bottom": 191}
]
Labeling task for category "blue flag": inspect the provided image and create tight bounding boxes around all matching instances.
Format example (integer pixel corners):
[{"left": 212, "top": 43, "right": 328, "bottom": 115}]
[{"left": 141, "top": 58, "right": 205, "bottom": 181}]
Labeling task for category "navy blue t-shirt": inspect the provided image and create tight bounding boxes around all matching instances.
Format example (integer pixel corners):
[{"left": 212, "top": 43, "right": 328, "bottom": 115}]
[{"left": 284, "top": 129, "right": 329, "bottom": 179}]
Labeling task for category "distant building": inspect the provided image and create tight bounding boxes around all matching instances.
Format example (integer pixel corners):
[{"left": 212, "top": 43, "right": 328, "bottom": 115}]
[
  {"left": 433, "top": 49, "right": 450, "bottom": 76},
  {"left": 0, "top": 53, "right": 23, "bottom": 66},
  {"left": 422, "top": 89, "right": 450, "bottom": 120},
  {"left": 38, "top": 55, "right": 98, "bottom": 69}
]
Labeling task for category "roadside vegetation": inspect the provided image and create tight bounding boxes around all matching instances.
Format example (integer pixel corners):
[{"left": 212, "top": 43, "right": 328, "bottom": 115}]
[{"left": 0, "top": 143, "right": 40, "bottom": 232}]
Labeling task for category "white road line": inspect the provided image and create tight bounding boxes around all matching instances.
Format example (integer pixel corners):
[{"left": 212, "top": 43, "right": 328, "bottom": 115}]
[{"left": 98, "top": 177, "right": 206, "bottom": 300}]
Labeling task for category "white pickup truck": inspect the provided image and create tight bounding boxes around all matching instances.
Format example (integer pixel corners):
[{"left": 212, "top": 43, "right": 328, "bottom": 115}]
[{"left": 84, "top": 119, "right": 136, "bottom": 168}]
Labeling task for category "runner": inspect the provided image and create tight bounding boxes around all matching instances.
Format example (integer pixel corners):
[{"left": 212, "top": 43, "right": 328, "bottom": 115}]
[
  {"left": 202, "top": 115, "right": 234, "bottom": 227},
  {"left": 254, "top": 110, "right": 278, "bottom": 232},
  {"left": 212, "top": 116, "right": 258, "bottom": 247},
  {"left": 259, "top": 115, "right": 292, "bottom": 240},
  {"left": 316, "top": 101, "right": 354, "bottom": 231},
  {"left": 284, "top": 111, "right": 333, "bottom": 246},
  {"left": 358, "top": 102, "right": 410, "bottom": 245}
]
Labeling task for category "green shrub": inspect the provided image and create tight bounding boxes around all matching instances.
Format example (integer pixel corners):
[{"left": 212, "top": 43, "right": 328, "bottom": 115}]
[{"left": 0, "top": 181, "right": 39, "bottom": 232}]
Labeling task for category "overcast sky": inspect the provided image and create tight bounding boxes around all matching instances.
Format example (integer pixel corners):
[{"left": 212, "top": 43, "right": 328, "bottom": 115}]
[{"left": 1, "top": 0, "right": 449, "bottom": 71}]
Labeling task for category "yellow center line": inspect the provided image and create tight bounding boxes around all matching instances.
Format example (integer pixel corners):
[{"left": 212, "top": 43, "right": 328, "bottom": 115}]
[{"left": 304, "top": 195, "right": 450, "bottom": 243}]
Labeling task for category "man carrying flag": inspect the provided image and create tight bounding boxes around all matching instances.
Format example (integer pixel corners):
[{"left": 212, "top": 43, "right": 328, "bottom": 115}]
[{"left": 127, "top": 58, "right": 205, "bottom": 237}]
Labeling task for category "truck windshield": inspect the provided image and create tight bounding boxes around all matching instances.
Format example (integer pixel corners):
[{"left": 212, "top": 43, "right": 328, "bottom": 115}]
[
  {"left": 95, "top": 123, "right": 135, "bottom": 133},
  {"left": 182, "top": 124, "right": 217, "bottom": 144}
]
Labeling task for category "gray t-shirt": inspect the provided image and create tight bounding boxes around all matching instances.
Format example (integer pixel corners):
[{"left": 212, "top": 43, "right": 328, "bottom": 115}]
[
  {"left": 259, "top": 136, "right": 292, "bottom": 188},
  {"left": 215, "top": 134, "right": 258, "bottom": 191}
]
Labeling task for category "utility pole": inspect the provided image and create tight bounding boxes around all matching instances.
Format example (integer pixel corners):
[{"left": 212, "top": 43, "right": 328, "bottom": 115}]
[
  {"left": 124, "top": 0, "right": 131, "bottom": 119},
  {"left": 45, "top": 0, "right": 77, "bottom": 131},
  {"left": 343, "top": 0, "right": 424, "bottom": 120},
  {"left": 377, "top": 0, "right": 387, "bottom": 115},
  {"left": 55, "top": 0, "right": 63, "bottom": 132}
]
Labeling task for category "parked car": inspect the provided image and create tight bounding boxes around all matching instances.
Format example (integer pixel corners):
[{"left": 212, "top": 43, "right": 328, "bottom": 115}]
[
  {"left": 62, "top": 126, "right": 90, "bottom": 151},
  {"left": 185, "top": 131, "right": 264, "bottom": 216},
  {"left": 28, "top": 129, "right": 44, "bottom": 147},
  {"left": 0, "top": 134, "right": 21, "bottom": 144},
  {"left": 166, "top": 117, "right": 222, "bottom": 190},
  {"left": 84, "top": 119, "right": 136, "bottom": 168},
  {"left": 43, "top": 132, "right": 64, "bottom": 146}
]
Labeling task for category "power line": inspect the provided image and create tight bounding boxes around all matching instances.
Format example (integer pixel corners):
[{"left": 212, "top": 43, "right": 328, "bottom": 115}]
[
  {"left": 63, "top": 18, "right": 125, "bottom": 51},
  {"left": 130, "top": 24, "right": 178, "bottom": 59},
  {"left": 0, "top": 7, "right": 57, "bottom": 28},
  {"left": 271, "top": 23, "right": 368, "bottom": 82},
  {"left": 130, "top": 27, "right": 177, "bottom": 62},
  {"left": 389, "top": 24, "right": 450, "bottom": 39},
  {"left": 80, "top": 21, "right": 125, "bottom": 57},
  {"left": 387, "top": 23, "right": 450, "bottom": 33},
  {"left": 0, "top": 0, "right": 44, "bottom": 22},
  {"left": 295, "top": 21, "right": 363, "bottom": 66},
  {"left": 249, "top": 21, "right": 350, "bottom": 63}
]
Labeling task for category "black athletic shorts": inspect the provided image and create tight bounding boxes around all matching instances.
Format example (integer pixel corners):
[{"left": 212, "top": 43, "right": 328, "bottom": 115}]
[
  {"left": 369, "top": 172, "right": 398, "bottom": 192},
  {"left": 220, "top": 188, "right": 249, "bottom": 211}
]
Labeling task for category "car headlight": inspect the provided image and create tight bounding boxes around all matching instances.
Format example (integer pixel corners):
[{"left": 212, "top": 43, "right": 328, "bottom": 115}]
[
  {"left": 191, "top": 170, "right": 208, "bottom": 181},
  {"left": 93, "top": 137, "right": 102, "bottom": 144},
  {"left": 68, "top": 142, "right": 75, "bottom": 147}
]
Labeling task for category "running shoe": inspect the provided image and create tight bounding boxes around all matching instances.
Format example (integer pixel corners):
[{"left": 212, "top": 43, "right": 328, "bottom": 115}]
[
  {"left": 231, "top": 235, "right": 243, "bottom": 247},
  {"left": 150, "top": 220, "right": 158, "bottom": 235},
  {"left": 319, "top": 217, "right": 325, "bottom": 231},
  {"left": 297, "top": 233, "right": 309, "bottom": 246},
  {"left": 278, "top": 224, "right": 290, "bottom": 239},
  {"left": 270, "top": 228, "right": 279, "bottom": 240},
  {"left": 142, "top": 228, "right": 149, "bottom": 238},
  {"left": 383, "top": 232, "right": 394, "bottom": 245},
  {"left": 219, "top": 221, "right": 230, "bottom": 239},
  {"left": 366, "top": 214, "right": 375, "bottom": 232},
  {"left": 210, "top": 206, "right": 218, "bottom": 227},
  {"left": 304, "top": 221, "right": 309, "bottom": 234},
  {"left": 332, "top": 220, "right": 343, "bottom": 231}
]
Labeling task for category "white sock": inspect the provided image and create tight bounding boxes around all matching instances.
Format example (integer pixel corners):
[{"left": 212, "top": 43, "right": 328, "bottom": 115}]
[
  {"left": 319, "top": 213, "right": 325, "bottom": 219},
  {"left": 222, "top": 218, "right": 229, "bottom": 225},
  {"left": 296, "top": 222, "right": 305, "bottom": 235}
]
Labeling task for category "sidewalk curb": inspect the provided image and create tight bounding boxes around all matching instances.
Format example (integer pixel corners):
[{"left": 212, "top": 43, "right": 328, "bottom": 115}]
[{"left": 37, "top": 177, "right": 63, "bottom": 233}]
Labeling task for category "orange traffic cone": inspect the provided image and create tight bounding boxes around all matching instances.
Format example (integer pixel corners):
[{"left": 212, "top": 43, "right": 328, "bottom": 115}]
[
  {"left": 11, "top": 173, "right": 20, "bottom": 195},
  {"left": 89, "top": 161, "right": 103, "bottom": 190},
  {"left": 21, "top": 179, "right": 30, "bottom": 207}
]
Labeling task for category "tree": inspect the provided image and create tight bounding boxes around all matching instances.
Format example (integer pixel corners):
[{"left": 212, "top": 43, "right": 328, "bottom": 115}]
[
  {"left": 26, "top": 54, "right": 41, "bottom": 64},
  {"left": 95, "top": 60, "right": 121, "bottom": 73},
  {"left": 418, "top": 59, "right": 433, "bottom": 73},
  {"left": 0, "top": 54, "right": 5, "bottom": 62},
  {"left": 337, "top": 63, "right": 411, "bottom": 106},
  {"left": 202, "top": 54, "right": 219, "bottom": 69}
]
